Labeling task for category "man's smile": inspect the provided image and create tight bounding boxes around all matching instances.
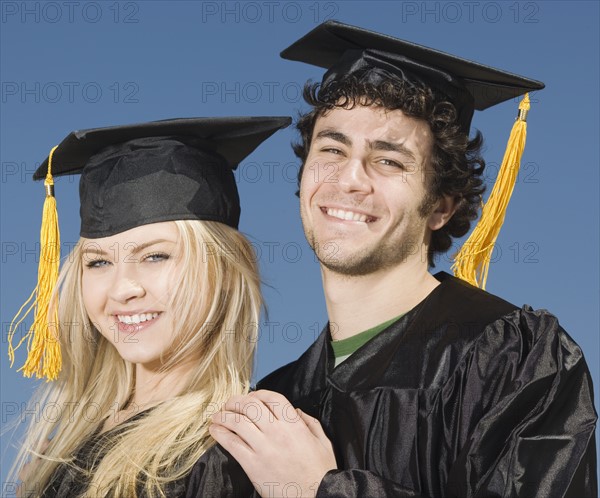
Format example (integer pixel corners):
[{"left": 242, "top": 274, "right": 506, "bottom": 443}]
[{"left": 320, "top": 206, "right": 378, "bottom": 224}]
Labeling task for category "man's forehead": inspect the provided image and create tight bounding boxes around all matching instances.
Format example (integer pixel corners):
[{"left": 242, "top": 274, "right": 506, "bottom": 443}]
[{"left": 312, "top": 106, "right": 433, "bottom": 156}]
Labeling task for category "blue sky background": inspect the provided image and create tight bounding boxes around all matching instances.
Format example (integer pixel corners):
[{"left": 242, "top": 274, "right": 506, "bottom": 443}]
[{"left": 1, "top": 0, "right": 598, "bottom": 488}]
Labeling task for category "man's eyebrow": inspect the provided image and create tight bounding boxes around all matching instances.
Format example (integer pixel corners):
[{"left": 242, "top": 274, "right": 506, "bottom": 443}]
[
  {"left": 81, "top": 239, "right": 174, "bottom": 256},
  {"left": 368, "top": 140, "right": 417, "bottom": 162},
  {"left": 314, "top": 129, "right": 352, "bottom": 146}
]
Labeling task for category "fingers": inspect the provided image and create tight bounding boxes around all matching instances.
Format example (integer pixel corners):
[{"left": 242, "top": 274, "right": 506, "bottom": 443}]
[
  {"left": 218, "top": 394, "right": 270, "bottom": 426},
  {"left": 249, "top": 390, "right": 304, "bottom": 424},
  {"left": 217, "top": 391, "right": 303, "bottom": 430},
  {"left": 298, "top": 409, "right": 324, "bottom": 438},
  {"left": 212, "top": 389, "right": 319, "bottom": 455},
  {"left": 297, "top": 409, "right": 334, "bottom": 453},
  {"left": 211, "top": 401, "right": 262, "bottom": 450},
  {"left": 208, "top": 423, "right": 254, "bottom": 463}
]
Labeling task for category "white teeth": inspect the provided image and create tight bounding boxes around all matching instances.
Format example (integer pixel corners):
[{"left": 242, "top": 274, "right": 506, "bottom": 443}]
[
  {"left": 326, "top": 208, "right": 369, "bottom": 223},
  {"left": 117, "top": 312, "right": 159, "bottom": 324}
]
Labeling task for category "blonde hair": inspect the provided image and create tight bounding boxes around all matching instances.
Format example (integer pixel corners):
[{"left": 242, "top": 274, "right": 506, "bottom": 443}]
[{"left": 11, "top": 220, "right": 262, "bottom": 497}]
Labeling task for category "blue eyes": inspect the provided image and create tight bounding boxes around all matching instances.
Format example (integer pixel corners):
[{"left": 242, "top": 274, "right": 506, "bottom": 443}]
[
  {"left": 85, "top": 259, "right": 110, "bottom": 269},
  {"left": 145, "top": 253, "right": 170, "bottom": 262},
  {"left": 84, "top": 253, "right": 170, "bottom": 269}
]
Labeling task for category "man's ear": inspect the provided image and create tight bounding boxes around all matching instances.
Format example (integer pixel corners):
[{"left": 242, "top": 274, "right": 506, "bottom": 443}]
[{"left": 428, "top": 195, "right": 459, "bottom": 231}]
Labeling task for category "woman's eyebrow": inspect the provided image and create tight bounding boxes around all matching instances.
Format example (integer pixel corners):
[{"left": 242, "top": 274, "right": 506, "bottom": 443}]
[{"left": 81, "top": 239, "right": 175, "bottom": 256}]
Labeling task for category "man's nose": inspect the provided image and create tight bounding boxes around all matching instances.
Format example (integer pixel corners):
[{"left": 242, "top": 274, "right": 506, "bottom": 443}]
[{"left": 335, "top": 157, "right": 373, "bottom": 195}]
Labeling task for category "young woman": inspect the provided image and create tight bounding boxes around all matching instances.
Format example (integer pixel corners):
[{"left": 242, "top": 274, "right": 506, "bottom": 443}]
[{"left": 8, "top": 116, "right": 290, "bottom": 497}]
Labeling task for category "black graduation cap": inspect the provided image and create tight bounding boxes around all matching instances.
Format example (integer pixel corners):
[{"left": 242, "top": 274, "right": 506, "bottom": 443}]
[
  {"left": 33, "top": 116, "right": 292, "bottom": 237},
  {"left": 280, "top": 20, "right": 545, "bottom": 132}
]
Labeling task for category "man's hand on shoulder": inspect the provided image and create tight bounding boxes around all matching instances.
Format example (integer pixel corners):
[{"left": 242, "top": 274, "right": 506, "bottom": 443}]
[{"left": 210, "top": 389, "right": 337, "bottom": 498}]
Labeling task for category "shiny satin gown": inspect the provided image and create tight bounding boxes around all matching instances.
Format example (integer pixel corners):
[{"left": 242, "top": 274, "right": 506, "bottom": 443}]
[{"left": 254, "top": 272, "right": 597, "bottom": 497}]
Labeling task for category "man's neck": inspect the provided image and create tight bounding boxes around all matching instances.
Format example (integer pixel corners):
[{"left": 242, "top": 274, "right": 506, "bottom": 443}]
[{"left": 322, "top": 260, "right": 439, "bottom": 341}]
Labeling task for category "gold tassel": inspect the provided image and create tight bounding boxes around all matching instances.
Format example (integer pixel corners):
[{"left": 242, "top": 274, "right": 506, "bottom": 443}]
[
  {"left": 452, "top": 94, "right": 531, "bottom": 289},
  {"left": 8, "top": 146, "right": 62, "bottom": 380}
]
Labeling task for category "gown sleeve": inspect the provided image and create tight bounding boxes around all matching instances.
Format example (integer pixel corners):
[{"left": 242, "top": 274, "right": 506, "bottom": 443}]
[{"left": 316, "top": 307, "right": 597, "bottom": 498}]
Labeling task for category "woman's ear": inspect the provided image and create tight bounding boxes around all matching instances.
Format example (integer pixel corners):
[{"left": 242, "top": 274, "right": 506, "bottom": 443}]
[{"left": 428, "top": 195, "right": 460, "bottom": 231}]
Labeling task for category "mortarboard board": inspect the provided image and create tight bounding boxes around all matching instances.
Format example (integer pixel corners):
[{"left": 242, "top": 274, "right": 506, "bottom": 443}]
[
  {"left": 280, "top": 20, "right": 544, "bottom": 133},
  {"left": 281, "top": 21, "right": 545, "bottom": 289},
  {"left": 10, "top": 116, "right": 291, "bottom": 380}
]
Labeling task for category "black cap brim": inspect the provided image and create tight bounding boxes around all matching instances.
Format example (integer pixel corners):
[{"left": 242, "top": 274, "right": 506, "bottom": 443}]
[{"left": 34, "top": 116, "right": 292, "bottom": 180}]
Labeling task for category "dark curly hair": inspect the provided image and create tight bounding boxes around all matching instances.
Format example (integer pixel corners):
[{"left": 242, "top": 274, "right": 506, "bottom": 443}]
[{"left": 293, "top": 77, "right": 486, "bottom": 267}]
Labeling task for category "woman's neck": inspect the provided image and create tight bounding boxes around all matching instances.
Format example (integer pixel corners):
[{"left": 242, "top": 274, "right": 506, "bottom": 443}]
[{"left": 129, "top": 359, "right": 195, "bottom": 408}]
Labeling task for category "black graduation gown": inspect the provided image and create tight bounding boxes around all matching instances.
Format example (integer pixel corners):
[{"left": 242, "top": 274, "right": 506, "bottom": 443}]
[
  {"left": 251, "top": 272, "right": 598, "bottom": 497},
  {"left": 44, "top": 272, "right": 597, "bottom": 497},
  {"left": 38, "top": 411, "right": 252, "bottom": 498}
]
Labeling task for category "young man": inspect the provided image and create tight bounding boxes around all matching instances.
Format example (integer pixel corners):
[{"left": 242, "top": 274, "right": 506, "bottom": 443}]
[{"left": 210, "top": 22, "right": 597, "bottom": 497}]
